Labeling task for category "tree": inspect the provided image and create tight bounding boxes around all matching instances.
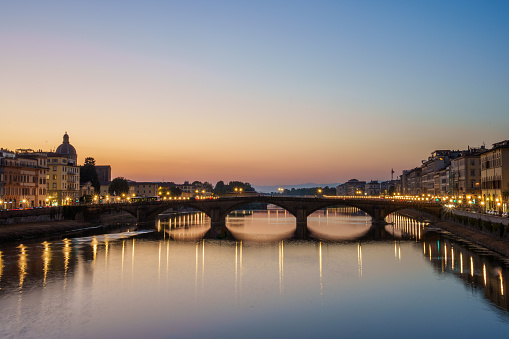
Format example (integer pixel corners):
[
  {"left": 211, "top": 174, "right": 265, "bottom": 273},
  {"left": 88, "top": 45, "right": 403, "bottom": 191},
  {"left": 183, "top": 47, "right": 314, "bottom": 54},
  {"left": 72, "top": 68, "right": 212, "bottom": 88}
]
[
  {"left": 202, "top": 182, "right": 214, "bottom": 191},
  {"left": 80, "top": 157, "right": 100, "bottom": 193},
  {"left": 169, "top": 186, "right": 182, "bottom": 196},
  {"left": 108, "top": 177, "right": 130, "bottom": 196},
  {"left": 228, "top": 181, "right": 255, "bottom": 192},
  {"left": 214, "top": 181, "right": 227, "bottom": 194}
]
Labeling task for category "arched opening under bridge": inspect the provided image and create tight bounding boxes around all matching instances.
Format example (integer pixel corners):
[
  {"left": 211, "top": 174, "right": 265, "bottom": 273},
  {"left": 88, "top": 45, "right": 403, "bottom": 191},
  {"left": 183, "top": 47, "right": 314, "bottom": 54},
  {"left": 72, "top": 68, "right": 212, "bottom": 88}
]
[{"left": 224, "top": 201, "right": 296, "bottom": 242}]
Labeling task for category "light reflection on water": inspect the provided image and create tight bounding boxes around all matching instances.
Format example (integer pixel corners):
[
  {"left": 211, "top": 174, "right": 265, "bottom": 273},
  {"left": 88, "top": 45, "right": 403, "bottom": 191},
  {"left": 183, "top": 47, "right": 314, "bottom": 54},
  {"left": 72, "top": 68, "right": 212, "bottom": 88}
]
[{"left": 0, "top": 209, "right": 508, "bottom": 337}]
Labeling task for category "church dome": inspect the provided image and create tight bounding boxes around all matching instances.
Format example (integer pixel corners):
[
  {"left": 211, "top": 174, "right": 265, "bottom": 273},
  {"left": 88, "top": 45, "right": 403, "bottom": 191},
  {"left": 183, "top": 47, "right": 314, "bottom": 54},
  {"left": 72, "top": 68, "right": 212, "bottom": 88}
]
[{"left": 56, "top": 132, "right": 77, "bottom": 155}]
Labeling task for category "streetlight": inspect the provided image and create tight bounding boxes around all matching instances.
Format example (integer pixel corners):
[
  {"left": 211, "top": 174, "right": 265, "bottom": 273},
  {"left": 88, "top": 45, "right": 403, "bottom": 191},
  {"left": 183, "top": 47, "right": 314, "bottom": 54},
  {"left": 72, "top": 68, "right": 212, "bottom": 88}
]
[{"left": 278, "top": 187, "right": 284, "bottom": 196}]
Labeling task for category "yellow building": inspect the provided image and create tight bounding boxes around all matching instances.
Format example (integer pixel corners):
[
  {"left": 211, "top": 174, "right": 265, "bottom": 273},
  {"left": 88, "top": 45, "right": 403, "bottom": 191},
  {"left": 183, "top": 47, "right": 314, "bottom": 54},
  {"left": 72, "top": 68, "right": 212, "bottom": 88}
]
[
  {"left": 481, "top": 140, "right": 509, "bottom": 212},
  {"left": 46, "top": 133, "right": 80, "bottom": 206}
]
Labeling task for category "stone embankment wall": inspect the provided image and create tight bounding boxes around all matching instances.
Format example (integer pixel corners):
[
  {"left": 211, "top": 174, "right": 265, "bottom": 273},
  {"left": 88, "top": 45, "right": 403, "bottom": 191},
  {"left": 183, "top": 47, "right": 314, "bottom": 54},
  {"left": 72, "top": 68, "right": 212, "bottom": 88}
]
[
  {"left": 443, "top": 210, "right": 509, "bottom": 240},
  {"left": 0, "top": 207, "right": 64, "bottom": 225}
]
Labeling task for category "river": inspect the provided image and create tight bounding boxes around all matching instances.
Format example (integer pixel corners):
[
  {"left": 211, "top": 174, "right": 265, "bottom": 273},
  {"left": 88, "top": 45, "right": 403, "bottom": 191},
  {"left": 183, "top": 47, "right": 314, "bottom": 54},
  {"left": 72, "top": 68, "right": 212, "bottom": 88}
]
[{"left": 0, "top": 207, "right": 508, "bottom": 338}]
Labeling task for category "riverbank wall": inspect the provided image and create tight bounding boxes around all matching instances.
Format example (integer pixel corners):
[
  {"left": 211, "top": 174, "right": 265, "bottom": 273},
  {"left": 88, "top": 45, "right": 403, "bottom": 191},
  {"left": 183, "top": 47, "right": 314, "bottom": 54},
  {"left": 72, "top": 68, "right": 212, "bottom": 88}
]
[
  {"left": 443, "top": 210, "right": 509, "bottom": 241},
  {"left": 0, "top": 207, "right": 64, "bottom": 225},
  {"left": 0, "top": 210, "right": 137, "bottom": 243},
  {"left": 396, "top": 208, "right": 509, "bottom": 257}
]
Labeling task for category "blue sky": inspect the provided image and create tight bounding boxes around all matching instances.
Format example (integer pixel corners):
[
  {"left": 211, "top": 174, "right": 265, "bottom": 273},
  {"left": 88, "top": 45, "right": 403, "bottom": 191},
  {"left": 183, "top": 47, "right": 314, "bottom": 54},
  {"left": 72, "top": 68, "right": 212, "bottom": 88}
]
[{"left": 1, "top": 1, "right": 508, "bottom": 184}]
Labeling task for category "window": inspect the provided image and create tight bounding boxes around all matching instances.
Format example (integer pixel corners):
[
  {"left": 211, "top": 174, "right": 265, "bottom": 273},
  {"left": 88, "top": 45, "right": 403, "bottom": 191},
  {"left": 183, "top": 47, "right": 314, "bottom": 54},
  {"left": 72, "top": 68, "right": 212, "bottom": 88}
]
[
  {"left": 53, "top": 166, "right": 56, "bottom": 171},
  {"left": 53, "top": 175, "right": 57, "bottom": 180},
  {"left": 52, "top": 183, "right": 57, "bottom": 188}
]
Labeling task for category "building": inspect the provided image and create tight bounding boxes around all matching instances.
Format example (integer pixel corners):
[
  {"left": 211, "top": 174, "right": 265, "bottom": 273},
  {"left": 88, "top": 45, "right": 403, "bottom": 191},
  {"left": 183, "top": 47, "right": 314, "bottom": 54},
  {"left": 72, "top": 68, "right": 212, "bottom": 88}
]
[
  {"left": 131, "top": 182, "right": 159, "bottom": 197},
  {"left": 0, "top": 149, "right": 48, "bottom": 208},
  {"left": 401, "top": 167, "right": 422, "bottom": 196},
  {"left": 0, "top": 149, "right": 15, "bottom": 208},
  {"left": 481, "top": 140, "right": 509, "bottom": 212},
  {"left": 95, "top": 165, "right": 111, "bottom": 185},
  {"left": 336, "top": 179, "right": 366, "bottom": 196},
  {"left": 46, "top": 133, "right": 80, "bottom": 205},
  {"left": 380, "top": 179, "right": 400, "bottom": 195},
  {"left": 437, "top": 167, "right": 449, "bottom": 196},
  {"left": 365, "top": 181, "right": 381, "bottom": 196},
  {"left": 420, "top": 150, "right": 463, "bottom": 195},
  {"left": 80, "top": 181, "right": 96, "bottom": 198},
  {"left": 16, "top": 149, "right": 49, "bottom": 207},
  {"left": 449, "top": 147, "right": 485, "bottom": 197}
]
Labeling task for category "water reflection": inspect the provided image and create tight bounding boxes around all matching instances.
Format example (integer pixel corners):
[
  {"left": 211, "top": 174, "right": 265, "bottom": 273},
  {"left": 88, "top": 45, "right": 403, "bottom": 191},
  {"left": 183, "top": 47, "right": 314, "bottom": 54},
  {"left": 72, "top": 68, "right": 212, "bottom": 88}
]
[
  {"left": 158, "top": 212, "right": 211, "bottom": 241},
  {"left": 1, "top": 210, "right": 509, "bottom": 337},
  {"left": 422, "top": 231, "right": 508, "bottom": 311},
  {"left": 227, "top": 209, "right": 295, "bottom": 241},
  {"left": 308, "top": 207, "right": 371, "bottom": 240}
]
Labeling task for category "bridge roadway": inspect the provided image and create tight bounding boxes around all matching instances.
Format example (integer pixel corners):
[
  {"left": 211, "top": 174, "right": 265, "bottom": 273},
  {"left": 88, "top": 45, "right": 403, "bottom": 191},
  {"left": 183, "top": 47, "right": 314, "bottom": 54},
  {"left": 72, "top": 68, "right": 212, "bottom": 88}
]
[{"left": 80, "top": 196, "right": 443, "bottom": 238}]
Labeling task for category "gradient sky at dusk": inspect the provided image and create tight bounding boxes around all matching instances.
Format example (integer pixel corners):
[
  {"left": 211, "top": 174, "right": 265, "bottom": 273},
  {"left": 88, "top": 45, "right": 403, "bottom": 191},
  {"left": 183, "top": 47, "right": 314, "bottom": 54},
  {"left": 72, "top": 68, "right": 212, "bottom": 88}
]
[{"left": 1, "top": 1, "right": 508, "bottom": 185}]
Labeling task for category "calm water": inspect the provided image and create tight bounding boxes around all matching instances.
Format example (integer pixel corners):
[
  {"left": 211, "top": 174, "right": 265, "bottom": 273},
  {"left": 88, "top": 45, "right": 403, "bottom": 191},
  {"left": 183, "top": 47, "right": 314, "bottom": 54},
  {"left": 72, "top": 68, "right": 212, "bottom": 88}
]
[{"left": 1, "top": 207, "right": 509, "bottom": 338}]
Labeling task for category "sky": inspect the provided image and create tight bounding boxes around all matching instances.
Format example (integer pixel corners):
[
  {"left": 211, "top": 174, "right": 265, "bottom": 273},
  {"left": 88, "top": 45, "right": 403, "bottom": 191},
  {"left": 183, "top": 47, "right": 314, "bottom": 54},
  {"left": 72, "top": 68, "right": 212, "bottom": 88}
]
[{"left": 1, "top": 0, "right": 508, "bottom": 186}]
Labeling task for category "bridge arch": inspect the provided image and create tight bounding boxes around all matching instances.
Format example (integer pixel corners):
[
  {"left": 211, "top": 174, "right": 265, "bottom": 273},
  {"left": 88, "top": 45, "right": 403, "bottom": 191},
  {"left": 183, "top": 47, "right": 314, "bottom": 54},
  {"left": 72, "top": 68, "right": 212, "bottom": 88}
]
[
  {"left": 304, "top": 200, "right": 376, "bottom": 220},
  {"left": 381, "top": 205, "right": 441, "bottom": 221},
  {"left": 219, "top": 199, "right": 297, "bottom": 220},
  {"left": 144, "top": 203, "right": 212, "bottom": 222}
]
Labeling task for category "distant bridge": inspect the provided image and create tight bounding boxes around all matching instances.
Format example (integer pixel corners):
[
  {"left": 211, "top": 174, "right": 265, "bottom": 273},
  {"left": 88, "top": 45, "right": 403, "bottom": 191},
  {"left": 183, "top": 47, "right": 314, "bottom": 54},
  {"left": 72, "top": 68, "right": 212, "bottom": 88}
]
[{"left": 76, "top": 196, "right": 443, "bottom": 238}]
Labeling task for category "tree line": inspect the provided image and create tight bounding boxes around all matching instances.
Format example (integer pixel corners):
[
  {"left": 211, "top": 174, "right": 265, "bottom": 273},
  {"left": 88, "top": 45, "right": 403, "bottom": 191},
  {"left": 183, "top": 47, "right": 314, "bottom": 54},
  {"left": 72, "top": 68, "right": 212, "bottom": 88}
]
[
  {"left": 80, "top": 157, "right": 256, "bottom": 198},
  {"left": 281, "top": 186, "right": 336, "bottom": 196}
]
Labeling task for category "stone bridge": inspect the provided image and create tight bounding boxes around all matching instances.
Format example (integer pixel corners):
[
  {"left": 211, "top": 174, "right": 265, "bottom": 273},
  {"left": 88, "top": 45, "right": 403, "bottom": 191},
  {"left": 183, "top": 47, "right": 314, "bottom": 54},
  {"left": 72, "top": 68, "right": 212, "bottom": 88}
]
[{"left": 77, "top": 196, "right": 443, "bottom": 238}]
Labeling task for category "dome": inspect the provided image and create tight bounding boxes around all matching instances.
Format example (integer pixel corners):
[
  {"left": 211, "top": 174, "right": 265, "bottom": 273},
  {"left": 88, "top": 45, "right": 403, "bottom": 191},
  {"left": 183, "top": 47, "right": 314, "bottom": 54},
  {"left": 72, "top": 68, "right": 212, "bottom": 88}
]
[{"left": 56, "top": 132, "right": 77, "bottom": 155}]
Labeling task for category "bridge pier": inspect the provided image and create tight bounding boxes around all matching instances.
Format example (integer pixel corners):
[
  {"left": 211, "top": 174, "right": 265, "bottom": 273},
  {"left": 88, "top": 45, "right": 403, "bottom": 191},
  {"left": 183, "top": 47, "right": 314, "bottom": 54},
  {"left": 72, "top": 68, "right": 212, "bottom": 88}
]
[
  {"left": 206, "top": 222, "right": 232, "bottom": 239},
  {"left": 137, "top": 206, "right": 149, "bottom": 223},
  {"left": 208, "top": 207, "right": 223, "bottom": 224},
  {"left": 294, "top": 207, "right": 309, "bottom": 239},
  {"left": 203, "top": 207, "right": 232, "bottom": 239},
  {"left": 371, "top": 206, "right": 388, "bottom": 225}
]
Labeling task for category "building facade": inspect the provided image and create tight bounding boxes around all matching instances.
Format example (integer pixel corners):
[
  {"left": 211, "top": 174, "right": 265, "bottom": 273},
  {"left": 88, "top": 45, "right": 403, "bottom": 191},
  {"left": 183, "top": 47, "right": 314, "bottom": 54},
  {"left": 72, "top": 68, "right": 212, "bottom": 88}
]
[
  {"left": 96, "top": 165, "right": 111, "bottom": 185},
  {"left": 401, "top": 167, "right": 422, "bottom": 196},
  {"left": 449, "top": 147, "right": 485, "bottom": 197},
  {"left": 481, "top": 140, "right": 509, "bottom": 212},
  {"left": 365, "top": 181, "right": 381, "bottom": 196},
  {"left": 0, "top": 149, "right": 48, "bottom": 208},
  {"left": 46, "top": 133, "right": 80, "bottom": 205},
  {"left": 421, "top": 150, "right": 463, "bottom": 196},
  {"left": 336, "top": 179, "right": 366, "bottom": 196}
]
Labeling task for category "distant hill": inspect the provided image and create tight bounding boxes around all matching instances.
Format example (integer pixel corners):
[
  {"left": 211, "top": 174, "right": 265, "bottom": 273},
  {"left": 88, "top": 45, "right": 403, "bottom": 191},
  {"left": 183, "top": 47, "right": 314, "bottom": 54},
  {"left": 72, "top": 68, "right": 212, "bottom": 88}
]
[{"left": 253, "top": 183, "right": 340, "bottom": 194}]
